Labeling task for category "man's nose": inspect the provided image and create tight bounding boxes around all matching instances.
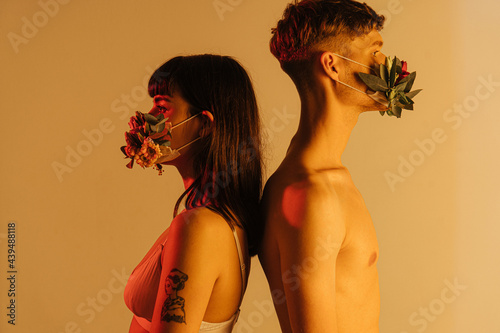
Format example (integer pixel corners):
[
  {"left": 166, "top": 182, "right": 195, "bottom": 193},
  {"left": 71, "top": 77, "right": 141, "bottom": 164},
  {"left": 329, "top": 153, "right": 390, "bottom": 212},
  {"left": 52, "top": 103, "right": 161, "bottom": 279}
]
[{"left": 376, "top": 52, "right": 386, "bottom": 65}]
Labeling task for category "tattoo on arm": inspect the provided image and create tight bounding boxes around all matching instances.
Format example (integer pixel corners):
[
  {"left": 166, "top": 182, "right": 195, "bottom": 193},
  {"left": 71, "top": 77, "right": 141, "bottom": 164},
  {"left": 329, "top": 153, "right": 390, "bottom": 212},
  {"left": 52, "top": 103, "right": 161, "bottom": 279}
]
[{"left": 161, "top": 268, "right": 189, "bottom": 324}]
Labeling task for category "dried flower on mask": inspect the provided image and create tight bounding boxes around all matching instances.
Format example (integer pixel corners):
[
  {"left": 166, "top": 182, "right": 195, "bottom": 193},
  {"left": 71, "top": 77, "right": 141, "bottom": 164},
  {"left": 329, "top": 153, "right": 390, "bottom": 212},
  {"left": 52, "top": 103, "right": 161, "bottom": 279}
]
[{"left": 120, "top": 111, "right": 172, "bottom": 175}]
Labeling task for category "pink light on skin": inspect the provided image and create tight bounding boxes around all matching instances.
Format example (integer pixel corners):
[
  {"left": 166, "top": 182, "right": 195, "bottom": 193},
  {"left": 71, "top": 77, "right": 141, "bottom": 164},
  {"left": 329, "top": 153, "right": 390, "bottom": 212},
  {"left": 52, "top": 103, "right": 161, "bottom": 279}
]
[{"left": 282, "top": 183, "right": 309, "bottom": 229}]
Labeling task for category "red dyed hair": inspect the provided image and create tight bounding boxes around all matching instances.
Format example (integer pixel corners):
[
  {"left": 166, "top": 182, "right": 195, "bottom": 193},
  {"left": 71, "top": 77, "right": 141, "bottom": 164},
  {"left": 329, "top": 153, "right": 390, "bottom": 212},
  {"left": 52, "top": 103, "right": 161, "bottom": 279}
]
[{"left": 270, "top": 0, "right": 385, "bottom": 71}]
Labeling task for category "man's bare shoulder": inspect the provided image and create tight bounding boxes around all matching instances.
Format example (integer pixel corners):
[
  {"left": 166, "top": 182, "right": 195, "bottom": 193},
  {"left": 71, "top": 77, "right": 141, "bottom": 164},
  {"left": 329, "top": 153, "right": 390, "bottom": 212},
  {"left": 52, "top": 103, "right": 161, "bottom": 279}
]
[
  {"left": 262, "top": 161, "right": 353, "bottom": 205},
  {"left": 261, "top": 163, "right": 353, "bottom": 233}
]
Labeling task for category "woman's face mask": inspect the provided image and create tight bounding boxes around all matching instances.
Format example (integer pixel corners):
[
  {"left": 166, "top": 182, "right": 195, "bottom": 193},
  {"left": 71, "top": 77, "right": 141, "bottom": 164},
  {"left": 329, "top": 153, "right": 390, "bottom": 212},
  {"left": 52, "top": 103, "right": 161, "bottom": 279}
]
[
  {"left": 120, "top": 109, "right": 205, "bottom": 174},
  {"left": 157, "top": 112, "right": 202, "bottom": 163}
]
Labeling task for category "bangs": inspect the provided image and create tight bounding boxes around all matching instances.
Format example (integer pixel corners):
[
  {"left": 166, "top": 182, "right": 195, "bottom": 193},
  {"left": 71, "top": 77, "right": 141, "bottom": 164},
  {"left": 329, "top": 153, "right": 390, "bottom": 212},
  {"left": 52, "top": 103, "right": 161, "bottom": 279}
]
[
  {"left": 147, "top": 57, "right": 183, "bottom": 98},
  {"left": 148, "top": 71, "right": 176, "bottom": 98}
]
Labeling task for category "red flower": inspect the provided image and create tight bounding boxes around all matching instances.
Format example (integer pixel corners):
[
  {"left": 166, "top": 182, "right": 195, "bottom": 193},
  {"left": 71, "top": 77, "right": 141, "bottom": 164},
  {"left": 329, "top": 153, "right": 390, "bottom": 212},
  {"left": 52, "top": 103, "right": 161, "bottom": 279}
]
[
  {"left": 129, "top": 112, "right": 144, "bottom": 128},
  {"left": 401, "top": 61, "right": 407, "bottom": 73},
  {"left": 396, "top": 61, "right": 410, "bottom": 84},
  {"left": 120, "top": 129, "right": 143, "bottom": 164}
]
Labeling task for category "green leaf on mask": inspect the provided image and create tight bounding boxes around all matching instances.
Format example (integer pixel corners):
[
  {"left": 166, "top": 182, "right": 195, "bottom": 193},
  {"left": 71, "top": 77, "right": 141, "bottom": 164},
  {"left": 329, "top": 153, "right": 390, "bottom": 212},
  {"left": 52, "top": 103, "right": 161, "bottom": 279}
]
[
  {"left": 389, "top": 60, "right": 397, "bottom": 87},
  {"left": 403, "top": 103, "right": 414, "bottom": 111},
  {"left": 392, "top": 105, "right": 403, "bottom": 118},
  {"left": 379, "top": 111, "right": 386, "bottom": 116},
  {"left": 144, "top": 113, "right": 159, "bottom": 125},
  {"left": 405, "top": 72, "right": 417, "bottom": 93},
  {"left": 151, "top": 117, "right": 170, "bottom": 133},
  {"left": 398, "top": 72, "right": 417, "bottom": 92},
  {"left": 386, "top": 56, "right": 393, "bottom": 71},
  {"left": 358, "top": 72, "right": 388, "bottom": 92},
  {"left": 395, "top": 57, "right": 402, "bottom": 75},
  {"left": 395, "top": 81, "right": 408, "bottom": 93},
  {"left": 150, "top": 123, "right": 163, "bottom": 133},
  {"left": 406, "top": 89, "right": 422, "bottom": 100},
  {"left": 388, "top": 89, "right": 397, "bottom": 100},
  {"left": 380, "top": 64, "right": 388, "bottom": 82},
  {"left": 157, "top": 140, "right": 170, "bottom": 146},
  {"left": 399, "top": 94, "right": 411, "bottom": 105}
]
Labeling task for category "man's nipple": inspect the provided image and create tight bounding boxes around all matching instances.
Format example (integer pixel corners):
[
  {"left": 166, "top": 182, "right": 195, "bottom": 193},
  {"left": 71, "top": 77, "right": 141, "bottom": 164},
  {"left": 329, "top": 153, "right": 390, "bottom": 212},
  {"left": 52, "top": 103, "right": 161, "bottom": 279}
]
[{"left": 368, "top": 251, "right": 378, "bottom": 266}]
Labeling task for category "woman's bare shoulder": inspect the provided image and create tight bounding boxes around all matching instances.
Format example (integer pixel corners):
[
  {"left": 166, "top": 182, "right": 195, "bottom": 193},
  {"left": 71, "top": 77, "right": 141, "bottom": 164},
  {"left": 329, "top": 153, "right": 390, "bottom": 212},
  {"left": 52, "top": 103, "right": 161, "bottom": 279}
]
[{"left": 169, "top": 207, "right": 234, "bottom": 249}]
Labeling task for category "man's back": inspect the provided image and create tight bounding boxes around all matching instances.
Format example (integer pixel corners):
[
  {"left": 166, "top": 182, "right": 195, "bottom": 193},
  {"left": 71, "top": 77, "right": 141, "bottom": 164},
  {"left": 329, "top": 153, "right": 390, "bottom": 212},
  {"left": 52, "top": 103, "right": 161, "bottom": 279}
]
[{"left": 259, "top": 160, "right": 380, "bottom": 332}]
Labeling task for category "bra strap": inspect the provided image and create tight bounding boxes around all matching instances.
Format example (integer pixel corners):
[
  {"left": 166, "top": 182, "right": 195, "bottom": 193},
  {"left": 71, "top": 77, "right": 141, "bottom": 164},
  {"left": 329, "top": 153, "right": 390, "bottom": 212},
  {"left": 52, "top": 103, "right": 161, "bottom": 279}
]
[{"left": 228, "top": 223, "right": 247, "bottom": 305}]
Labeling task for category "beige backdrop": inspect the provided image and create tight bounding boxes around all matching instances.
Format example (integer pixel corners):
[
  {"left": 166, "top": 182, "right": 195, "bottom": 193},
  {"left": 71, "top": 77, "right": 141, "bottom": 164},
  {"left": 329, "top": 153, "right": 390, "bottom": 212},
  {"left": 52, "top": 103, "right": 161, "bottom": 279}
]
[{"left": 1, "top": 0, "right": 499, "bottom": 332}]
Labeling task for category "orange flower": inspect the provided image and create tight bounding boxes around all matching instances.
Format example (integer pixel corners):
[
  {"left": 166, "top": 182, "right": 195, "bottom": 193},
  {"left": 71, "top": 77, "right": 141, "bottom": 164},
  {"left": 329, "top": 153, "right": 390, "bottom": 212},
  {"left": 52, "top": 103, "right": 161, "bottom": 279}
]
[
  {"left": 120, "top": 111, "right": 172, "bottom": 174},
  {"left": 135, "top": 138, "right": 161, "bottom": 168}
]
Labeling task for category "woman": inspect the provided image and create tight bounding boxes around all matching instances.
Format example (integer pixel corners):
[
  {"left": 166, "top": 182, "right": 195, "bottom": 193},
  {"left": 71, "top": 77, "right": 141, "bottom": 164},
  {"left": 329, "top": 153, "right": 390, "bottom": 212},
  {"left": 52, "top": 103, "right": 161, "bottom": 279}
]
[{"left": 123, "top": 55, "right": 263, "bottom": 332}]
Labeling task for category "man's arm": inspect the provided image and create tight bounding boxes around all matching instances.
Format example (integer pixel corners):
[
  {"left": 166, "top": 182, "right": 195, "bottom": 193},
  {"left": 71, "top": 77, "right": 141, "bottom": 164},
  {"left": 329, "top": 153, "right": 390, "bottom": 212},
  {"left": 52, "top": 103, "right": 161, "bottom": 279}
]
[{"left": 278, "top": 180, "right": 345, "bottom": 332}]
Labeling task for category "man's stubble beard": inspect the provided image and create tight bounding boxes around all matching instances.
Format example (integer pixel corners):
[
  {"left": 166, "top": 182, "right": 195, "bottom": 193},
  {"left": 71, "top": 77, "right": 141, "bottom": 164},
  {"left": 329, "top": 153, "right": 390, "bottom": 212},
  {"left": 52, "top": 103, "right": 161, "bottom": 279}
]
[{"left": 341, "top": 63, "right": 387, "bottom": 113}]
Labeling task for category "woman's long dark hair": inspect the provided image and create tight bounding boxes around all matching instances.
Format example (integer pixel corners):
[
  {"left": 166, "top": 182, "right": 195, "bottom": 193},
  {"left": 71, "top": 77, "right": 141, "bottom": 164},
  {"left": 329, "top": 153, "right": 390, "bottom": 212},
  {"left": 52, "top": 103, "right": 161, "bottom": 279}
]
[{"left": 148, "top": 55, "right": 263, "bottom": 256}]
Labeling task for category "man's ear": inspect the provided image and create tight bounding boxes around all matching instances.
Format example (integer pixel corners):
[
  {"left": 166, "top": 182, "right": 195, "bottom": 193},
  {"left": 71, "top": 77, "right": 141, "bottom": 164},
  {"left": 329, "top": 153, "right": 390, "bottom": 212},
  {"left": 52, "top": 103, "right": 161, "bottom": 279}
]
[
  {"left": 199, "top": 110, "right": 215, "bottom": 137},
  {"left": 320, "top": 51, "right": 341, "bottom": 81}
]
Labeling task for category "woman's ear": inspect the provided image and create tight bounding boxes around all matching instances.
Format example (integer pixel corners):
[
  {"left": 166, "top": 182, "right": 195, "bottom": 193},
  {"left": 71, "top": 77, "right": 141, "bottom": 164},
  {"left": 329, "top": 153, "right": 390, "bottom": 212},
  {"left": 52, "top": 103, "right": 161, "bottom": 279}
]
[{"left": 199, "top": 110, "right": 215, "bottom": 137}]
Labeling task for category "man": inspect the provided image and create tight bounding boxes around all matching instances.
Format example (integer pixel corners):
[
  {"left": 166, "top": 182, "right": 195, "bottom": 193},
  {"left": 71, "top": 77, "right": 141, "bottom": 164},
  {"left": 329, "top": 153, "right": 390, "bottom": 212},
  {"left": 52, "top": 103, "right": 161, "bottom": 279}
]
[{"left": 259, "top": 1, "right": 387, "bottom": 332}]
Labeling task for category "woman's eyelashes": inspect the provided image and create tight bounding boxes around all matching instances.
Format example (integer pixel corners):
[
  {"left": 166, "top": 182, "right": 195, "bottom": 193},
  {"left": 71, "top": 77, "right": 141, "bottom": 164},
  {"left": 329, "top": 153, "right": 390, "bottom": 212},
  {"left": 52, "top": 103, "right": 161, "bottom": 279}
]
[{"left": 155, "top": 105, "right": 169, "bottom": 113}]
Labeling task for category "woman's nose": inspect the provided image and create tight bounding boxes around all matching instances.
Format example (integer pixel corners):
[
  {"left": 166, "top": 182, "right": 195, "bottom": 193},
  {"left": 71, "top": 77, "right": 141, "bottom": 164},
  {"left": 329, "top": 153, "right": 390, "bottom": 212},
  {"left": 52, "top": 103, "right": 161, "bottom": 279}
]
[{"left": 149, "top": 105, "right": 161, "bottom": 116}]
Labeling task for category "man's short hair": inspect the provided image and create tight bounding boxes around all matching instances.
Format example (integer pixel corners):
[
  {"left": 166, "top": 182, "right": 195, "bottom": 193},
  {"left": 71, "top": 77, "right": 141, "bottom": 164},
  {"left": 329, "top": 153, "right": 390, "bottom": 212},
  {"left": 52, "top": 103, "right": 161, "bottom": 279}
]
[{"left": 270, "top": 0, "right": 385, "bottom": 76}]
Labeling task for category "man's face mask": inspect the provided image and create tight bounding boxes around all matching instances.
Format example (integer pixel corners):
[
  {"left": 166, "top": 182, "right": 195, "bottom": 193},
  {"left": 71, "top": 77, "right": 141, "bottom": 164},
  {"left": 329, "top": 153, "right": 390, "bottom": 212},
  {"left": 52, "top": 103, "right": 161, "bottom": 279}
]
[
  {"left": 331, "top": 52, "right": 389, "bottom": 108},
  {"left": 331, "top": 52, "right": 422, "bottom": 118}
]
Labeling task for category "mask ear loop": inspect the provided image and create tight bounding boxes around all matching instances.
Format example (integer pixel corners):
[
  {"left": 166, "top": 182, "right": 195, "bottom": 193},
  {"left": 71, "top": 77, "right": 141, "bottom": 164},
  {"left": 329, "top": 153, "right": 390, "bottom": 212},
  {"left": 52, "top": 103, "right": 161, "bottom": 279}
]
[
  {"left": 331, "top": 52, "right": 374, "bottom": 71},
  {"left": 169, "top": 112, "right": 205, "bottom": 152},
  {"left": 171, "top": 112, "right": 202, "bottom": 129},
  {"left": 331, "top": 53, "right": 388, "bottom": 108},
  {"left": 175, "top": 136, "right": 202, "bottom": 151},
  {"left": 334, "top": 78, "right": 389, "bottom": 108},
  {"left": 334, "top": 79, "right": 371, "bottom": 96}
]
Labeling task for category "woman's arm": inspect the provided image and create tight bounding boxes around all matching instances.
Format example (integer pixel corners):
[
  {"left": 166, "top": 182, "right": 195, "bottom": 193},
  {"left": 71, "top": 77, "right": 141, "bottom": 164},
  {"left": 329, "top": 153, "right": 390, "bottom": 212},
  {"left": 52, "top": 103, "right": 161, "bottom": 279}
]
[
  {"left": 129, "top": 316, "right": 149, "bottom": 333},
  {"left": 149, "top": 208, "right": 226, "bottom": 333}
]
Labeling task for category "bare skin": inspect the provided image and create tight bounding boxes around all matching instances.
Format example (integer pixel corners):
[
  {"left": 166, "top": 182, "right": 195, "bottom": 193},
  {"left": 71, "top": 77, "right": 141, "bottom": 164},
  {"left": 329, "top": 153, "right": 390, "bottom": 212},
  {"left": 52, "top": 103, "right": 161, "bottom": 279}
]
[{"left": 259, "top": 30, "right": 387, "bottom": 332}]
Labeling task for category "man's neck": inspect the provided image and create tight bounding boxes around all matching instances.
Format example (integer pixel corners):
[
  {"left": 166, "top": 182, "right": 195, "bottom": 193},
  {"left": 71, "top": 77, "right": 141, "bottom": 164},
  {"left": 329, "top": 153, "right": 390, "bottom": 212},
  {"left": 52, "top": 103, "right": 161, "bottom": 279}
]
[{"left": 285, "top": 86, "right": 360, "bottom": 171}]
